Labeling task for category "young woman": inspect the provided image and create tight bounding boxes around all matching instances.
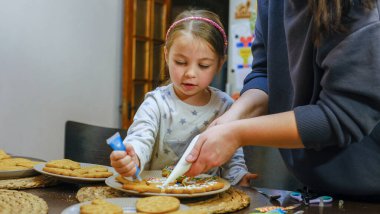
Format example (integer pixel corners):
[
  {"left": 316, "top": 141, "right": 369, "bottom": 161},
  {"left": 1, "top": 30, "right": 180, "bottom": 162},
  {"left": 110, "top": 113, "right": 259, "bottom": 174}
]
[{"left": 186, "top": 0, "right": 380, "bottom": 198}]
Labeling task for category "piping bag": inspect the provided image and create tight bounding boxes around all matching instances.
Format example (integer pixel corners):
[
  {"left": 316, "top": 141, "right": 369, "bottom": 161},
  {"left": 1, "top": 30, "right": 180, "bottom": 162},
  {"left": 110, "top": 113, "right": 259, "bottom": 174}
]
[
  {"left": 106, "top": 132, "right": 142, "bottom": 181},
  {"left": 162, "top": 134, "right": 200, "bottom": 187}
]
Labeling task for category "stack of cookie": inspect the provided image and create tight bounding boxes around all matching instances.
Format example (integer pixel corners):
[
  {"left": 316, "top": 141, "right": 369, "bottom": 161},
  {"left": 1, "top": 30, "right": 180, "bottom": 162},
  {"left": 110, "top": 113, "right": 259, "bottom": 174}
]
[
  {"left": 43, "top": 159, "right": 113, "bottom": 178},
  {"left": 0, "top": 149, "right": 42, "bottom": 171},
  {"left": 0, "top": 150, "right": 11, "bottom": 159}
]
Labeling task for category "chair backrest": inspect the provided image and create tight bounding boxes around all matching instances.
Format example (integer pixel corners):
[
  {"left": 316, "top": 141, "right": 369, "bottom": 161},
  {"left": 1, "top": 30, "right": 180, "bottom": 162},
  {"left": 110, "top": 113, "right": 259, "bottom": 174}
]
[{"left": 64, "top": 120, "right": 128, "bottom": 166}]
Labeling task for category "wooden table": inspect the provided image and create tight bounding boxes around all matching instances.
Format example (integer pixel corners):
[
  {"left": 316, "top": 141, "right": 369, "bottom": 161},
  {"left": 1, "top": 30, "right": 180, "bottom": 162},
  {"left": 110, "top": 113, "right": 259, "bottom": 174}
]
[{"left": 23, "top": 183, "right": 380, "bottom": 214}]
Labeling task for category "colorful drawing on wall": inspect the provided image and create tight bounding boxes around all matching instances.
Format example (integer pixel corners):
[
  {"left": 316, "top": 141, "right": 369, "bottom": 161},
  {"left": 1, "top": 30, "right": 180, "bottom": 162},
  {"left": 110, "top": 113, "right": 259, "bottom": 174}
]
[
  {"left": 235, "top": 0, "right": 251, "bottom": 19},
  {"left": 230, "top": 23, "right": 253, "bottom": 97},
  {"left": 236, "top": 35, "right": 253, "bottom": 69},
  {"left": 228, "top": 0, "right": 257, "bottom": 98}
]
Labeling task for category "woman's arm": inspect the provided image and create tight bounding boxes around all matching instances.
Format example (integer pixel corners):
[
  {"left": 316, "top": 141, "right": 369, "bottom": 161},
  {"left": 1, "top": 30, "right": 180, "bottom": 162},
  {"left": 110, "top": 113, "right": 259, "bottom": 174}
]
[
  {"left": 210, "top": 89, "right": 268, "bottom": 126},
  {"left": 186, "top": 110, "right": 303, "bottom": 176}
]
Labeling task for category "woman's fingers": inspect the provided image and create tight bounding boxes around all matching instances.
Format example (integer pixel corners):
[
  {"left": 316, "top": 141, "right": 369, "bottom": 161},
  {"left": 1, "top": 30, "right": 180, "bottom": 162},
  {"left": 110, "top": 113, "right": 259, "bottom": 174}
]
[
  {"left": 185, "top": 136, "right": 208, "bottom": 176},
  {"left": 185, "top": 160, "right": 208, "bottom": 177},
  {"left": 185, "top": 137, "right": 204, "bottom": 163}
]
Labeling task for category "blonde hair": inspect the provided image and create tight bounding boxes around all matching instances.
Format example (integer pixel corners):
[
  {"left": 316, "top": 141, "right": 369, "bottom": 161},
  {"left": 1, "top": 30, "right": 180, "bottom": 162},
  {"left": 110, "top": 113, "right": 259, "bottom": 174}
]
[{"left": 165, "top": 10, "right": 226, "bottom": 60}]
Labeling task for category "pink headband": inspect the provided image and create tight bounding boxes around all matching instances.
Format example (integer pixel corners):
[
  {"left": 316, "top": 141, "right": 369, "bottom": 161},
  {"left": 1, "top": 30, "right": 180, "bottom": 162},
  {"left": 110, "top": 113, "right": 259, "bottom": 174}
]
[{"left": 165, "top": 16, "right": 228, "bottom": 54}]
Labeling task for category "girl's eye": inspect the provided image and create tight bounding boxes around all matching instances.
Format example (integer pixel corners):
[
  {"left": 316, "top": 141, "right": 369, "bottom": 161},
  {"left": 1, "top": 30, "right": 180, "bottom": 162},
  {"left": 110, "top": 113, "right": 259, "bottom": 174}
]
[
  {"left": 175, "top": 61, "right": 186, "bottom": 65},
  {"left": 199, "top": 64, "right": 210, "bottom": 69}
]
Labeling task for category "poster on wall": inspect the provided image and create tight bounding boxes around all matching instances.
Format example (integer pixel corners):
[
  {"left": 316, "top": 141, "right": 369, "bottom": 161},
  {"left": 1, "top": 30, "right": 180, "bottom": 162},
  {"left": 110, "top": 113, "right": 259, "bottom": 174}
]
[{"left": 227, "top": 0, "right": 257, "bottom": 99}]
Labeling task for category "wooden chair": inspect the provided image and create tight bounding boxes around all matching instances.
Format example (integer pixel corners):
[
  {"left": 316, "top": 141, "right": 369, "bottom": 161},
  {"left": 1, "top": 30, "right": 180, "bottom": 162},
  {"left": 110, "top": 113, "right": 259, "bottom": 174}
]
[{"left": 64, "top": 120, "right": 127, "bottom": 166}]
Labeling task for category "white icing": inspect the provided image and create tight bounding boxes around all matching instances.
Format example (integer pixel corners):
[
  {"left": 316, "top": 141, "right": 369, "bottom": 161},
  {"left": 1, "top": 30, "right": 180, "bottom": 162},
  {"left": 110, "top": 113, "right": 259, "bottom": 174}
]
[{"left": 136, "top": 176, "right": 221, "bottom": 192}]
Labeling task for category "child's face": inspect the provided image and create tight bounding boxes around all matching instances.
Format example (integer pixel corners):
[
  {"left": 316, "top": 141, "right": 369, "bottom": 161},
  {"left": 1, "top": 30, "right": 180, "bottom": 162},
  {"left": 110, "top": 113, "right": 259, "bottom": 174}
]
[{"left": 165, "top": 32, "right": 222, "bottom": 104}]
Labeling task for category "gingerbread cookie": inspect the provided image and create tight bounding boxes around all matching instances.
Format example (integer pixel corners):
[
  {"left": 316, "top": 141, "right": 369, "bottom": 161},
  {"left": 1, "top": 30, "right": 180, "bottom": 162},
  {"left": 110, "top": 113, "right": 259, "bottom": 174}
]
[
  {"left": 15, "top": 160, "right": 43, "bottom": 168},
  {"left": 136, "top": 196, "right": 180, "bottom": 213},
  {"left": 0, "top": 165, "right": 27, "bottom": 171},
  {"left": 43, "top": 167, "right": 75, "bottom": 176},
  {"left": 0, "top": 150, "right": 11, "bottom": 160},
  {"left": 115, "top": 175, "right": 225, "bottom": 194},
  {"left": 45, "top": 159, "right": 81, "bottom": 170},
  {"left": 73, "top": 166, "right": 109, "bottom": 174},
  {"left": 42, "top": 159, "right": 113, "bottom": 178},
  {"left": 80, "top": 199, "right": 123, "bottom": 214},
  {"left": 80, "top": 171, "right": 113, "bottom": 178},
  {"left": 0, "top": 156, "right": 42, "bottom": 171},
  {"left": 162, "top": 166, "right": 186, "bottom": 182},
  {"left": 76, "top": 186, "right": 127, "bottom": 202}
]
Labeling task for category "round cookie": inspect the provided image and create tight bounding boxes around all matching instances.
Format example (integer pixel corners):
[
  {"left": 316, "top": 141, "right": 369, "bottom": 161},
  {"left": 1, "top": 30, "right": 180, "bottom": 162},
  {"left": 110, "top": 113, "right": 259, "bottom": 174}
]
[
  {"left": 80, "top": 199, "right": 123, "bottom": 214},
  {"left": 136, "top": 196, "right": 180, "bottom": 213}
]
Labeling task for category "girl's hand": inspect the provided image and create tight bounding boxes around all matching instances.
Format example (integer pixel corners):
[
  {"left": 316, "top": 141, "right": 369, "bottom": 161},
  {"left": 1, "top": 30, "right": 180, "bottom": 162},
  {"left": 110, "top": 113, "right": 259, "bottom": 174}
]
[
  {"left": 185, "top": 123, "right": 241, "bottom": 176},
  {"left": 110, "top": 144, "right": 140, "bottom": 177},
  {"left": 238, "top": 172, "right": 258, "bottom": 187}
]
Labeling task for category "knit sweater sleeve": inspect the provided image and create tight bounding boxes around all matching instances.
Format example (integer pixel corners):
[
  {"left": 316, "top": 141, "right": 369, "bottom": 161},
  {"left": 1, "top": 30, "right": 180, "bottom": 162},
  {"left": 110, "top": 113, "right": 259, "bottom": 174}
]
[
  {"left": 220, "top": 147, "right": 248, "bottom": 185},
  {"left": 295, "top": 21, "right": 380, "bottom": 149},
  {"left": 123, "top": 92, "right": 161, "bottom": 171}
]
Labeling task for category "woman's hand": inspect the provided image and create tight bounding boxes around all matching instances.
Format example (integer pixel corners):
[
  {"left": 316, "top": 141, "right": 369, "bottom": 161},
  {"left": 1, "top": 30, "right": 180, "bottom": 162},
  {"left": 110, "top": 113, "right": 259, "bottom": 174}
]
[
  {"left": 238, "top": 172, "right": 259, "bottom": 187},
  {"left": 110, "top": 144, "right": 140, "bottom": 177},
  {"left": 185, "top": 123, "right": 241, "bottom": 176}
]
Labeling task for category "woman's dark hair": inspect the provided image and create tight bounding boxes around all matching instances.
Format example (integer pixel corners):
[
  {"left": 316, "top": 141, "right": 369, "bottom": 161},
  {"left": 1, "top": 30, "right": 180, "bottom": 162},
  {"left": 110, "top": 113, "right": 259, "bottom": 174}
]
[{"left": 308, "top": 0, "right": 375, "bottom": 45}]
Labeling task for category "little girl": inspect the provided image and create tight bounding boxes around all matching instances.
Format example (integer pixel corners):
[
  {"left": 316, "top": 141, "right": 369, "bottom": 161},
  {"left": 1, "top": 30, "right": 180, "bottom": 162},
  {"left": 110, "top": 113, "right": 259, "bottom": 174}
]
[{"left": 110, "top": 9, "right": 256, "bottom": 185}]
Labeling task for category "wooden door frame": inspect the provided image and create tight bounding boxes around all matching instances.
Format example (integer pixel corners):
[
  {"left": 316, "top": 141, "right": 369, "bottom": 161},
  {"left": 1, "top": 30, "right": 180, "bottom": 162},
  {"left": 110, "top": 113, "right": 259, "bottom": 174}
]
[
  {"left": 121, "top": 0, "right": 171, "bottom": 129},
  {"left": 121, "top": 0, "right": 134, "bottom": 129}
]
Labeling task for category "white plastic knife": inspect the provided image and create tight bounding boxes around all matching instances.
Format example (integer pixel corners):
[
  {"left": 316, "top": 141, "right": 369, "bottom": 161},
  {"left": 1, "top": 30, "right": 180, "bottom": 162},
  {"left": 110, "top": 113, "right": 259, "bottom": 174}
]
[{"left": 162, "top": 134, "right": 200, "bottom": 187}]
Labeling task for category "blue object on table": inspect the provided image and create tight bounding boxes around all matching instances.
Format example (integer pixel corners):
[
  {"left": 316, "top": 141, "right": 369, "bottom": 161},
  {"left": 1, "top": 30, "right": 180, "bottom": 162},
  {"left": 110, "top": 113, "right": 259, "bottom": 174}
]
[
  {"left": 106, "top": 132, "right": 142, "bottom": 181},
  {"left": 249, "top": 208, "right": 286, "bottom": 214},
  {"left": 267, "top": 208, "right": 286, "bottom": 214},
  {"left": 290, "top": 191, "right": 333, "bottom": 204}
]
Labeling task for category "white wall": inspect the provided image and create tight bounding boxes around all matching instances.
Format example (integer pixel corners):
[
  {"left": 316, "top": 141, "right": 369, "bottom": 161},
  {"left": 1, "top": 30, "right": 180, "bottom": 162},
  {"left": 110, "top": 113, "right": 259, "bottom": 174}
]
[{"left": 0, "top": 0, "right": 123, "bottom": 160}]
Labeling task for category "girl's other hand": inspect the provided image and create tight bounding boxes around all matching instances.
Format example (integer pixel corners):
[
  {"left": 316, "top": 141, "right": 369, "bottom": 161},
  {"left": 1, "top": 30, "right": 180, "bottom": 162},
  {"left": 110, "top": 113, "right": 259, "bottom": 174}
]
[
  {"left": 110, "top": 144, "right": 140, "bottom": 177},
  {"left": 238, "top": 172, "right": 259, "bottom": 187}
]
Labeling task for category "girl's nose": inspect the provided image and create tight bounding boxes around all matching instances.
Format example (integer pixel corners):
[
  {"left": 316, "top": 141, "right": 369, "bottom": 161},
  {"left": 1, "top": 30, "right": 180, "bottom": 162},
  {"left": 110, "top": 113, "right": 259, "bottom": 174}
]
[{"left": 185, "top": 66, "right": 196, "bottom": 78}]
